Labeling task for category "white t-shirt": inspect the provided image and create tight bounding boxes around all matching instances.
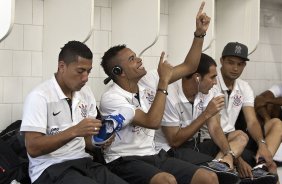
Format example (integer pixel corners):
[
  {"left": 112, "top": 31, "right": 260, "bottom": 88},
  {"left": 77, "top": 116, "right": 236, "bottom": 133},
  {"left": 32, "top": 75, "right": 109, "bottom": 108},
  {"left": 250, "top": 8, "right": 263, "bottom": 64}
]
[
  {"left": 99, "top": 70, "right": 160, "bottom": 163},
  {"left": 216, "top": 69, "right": 254, "bottom": 133},
  {"left": 154, "top": 79, "right": 222, "bottom": 152},
  {"left": 269, "top": 84, "right": 282, "bottom": 98},
  {"left": 20, "top": 76, "right": 96, "bottom": 182}
]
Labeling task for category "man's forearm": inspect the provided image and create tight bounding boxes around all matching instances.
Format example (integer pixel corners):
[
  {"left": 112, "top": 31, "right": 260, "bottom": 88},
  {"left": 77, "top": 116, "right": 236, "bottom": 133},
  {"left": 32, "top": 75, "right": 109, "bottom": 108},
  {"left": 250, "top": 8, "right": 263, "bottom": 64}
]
[
  {"left": 247, "top": 123, "right": 264, "bottom": 144},
  {"left": 209, "top": 123, "right": 231, "bottom": 155},
  {"left": 268, "top": 97, "right": 282, "bottom": 106},
  {"left": 256, "top": 106, "right": 271, "bottom": 122}
]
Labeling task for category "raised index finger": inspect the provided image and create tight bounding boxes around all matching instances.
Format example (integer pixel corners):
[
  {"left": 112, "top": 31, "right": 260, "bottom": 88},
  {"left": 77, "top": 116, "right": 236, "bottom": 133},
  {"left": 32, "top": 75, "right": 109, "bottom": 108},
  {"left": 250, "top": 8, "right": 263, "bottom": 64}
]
[
  {"left": 159, "top": 52, "right": 165, "bottom": 64},
  {"left": 197, "top": 1, "right": 205, "bottom": 17}
]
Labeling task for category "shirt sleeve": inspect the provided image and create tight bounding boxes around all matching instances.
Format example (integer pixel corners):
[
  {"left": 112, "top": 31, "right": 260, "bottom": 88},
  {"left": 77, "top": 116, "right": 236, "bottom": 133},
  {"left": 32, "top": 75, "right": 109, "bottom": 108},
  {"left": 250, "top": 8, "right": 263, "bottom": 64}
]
[
  {"left": 269, "top": 84, "right": 282, "bottom": 98},
  {"left": 161, "top": 95, "right": 181, "bottom": 127},
  {"left": 21, "top": 91, "right": 48, "bottom": 134},
  {"left": 241, "top": 82, "right": 255, "bottom": 107},
  {"left": 99, "top": 92, "right": 135, "bottom": 127},
  {"left": 210, "top": 84, "right": 224, "bottom": 97}
]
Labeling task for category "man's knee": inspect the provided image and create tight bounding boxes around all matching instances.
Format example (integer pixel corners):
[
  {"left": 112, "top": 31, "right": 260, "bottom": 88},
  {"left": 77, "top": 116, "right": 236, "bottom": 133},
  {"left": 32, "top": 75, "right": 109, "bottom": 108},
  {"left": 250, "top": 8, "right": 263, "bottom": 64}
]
[
  {"left": 266, "top": 118, "right": 282, "bottom": 138},
  {"left": 272, "top": 118, "right": 282, "bottom": 132},
  {"left": 230, "top": 130, "right": 249, "bottom": 145},
  {"left": 149, "top": 172, "right": 177, "bottom": 184},
  {"left": 238, "top": 130, "right": 249, "bottom": 144},
  {"left": 268, "top": 161, "right": 278, "bottom": 174},
  {"left": 191, "top": 168, "right": 218, "bottom": 184}
]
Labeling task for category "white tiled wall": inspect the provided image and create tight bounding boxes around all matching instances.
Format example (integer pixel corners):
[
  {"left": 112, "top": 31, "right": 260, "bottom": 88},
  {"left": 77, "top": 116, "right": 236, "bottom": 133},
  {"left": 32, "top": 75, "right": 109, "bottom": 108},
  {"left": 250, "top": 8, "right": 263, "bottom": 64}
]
[
  {"left": 88, "top": 1, "right": 112, "bottom": 109},
  {"left": 0, "top": 0, "right": 281, "bottom": 131},
  {"left": 0, "top": 0, "right": 44, "bottom": 129},
  {"left": 245, "top": 1, "right": 282, "bottom": 95}
]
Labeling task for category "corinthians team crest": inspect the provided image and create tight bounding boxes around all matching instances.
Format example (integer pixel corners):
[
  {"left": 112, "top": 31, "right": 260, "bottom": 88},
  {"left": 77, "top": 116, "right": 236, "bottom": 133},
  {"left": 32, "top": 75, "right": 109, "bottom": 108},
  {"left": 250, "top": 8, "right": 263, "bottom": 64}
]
[
  {"left": 232, "top": 94, "right": 242, "bottom": 106},
  {"left": 79, "top": 103, "right": 88, "bottom": 118},
  {"left": 145, "top": 89, "right": 155, "bottom": 105},
  {"left": 198, "top": 99, "right": 204, "bottom": 111}
]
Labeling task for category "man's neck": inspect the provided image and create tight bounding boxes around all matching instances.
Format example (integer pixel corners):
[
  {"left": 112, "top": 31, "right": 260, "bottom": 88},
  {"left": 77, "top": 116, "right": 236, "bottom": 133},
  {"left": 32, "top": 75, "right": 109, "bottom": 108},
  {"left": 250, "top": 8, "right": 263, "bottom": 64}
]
[
  {"left": 182, "top": 79, "right": 197, "bottom": 103},
  {"left": 222, "top": 77, "right": 235, "bottom": 91},
  {"left": 117, "top": 79, "right": 139, "bottom": 93},
  {"left": 55, "top": 73, "right": 73, "bottom": 99}
]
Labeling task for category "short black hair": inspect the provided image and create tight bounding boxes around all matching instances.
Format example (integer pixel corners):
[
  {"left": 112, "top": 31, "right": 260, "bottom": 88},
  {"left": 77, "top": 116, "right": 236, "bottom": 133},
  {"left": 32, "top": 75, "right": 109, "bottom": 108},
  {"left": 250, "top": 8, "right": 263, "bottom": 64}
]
[
  {"left": 186, "top": 53, "right": 217, "bottom": 79},
  {"left": 101, "top": 44, "right": 126, "bottom": 79},
  {"left": 58, "top": 40, "right": 93, "bottom": 65}
]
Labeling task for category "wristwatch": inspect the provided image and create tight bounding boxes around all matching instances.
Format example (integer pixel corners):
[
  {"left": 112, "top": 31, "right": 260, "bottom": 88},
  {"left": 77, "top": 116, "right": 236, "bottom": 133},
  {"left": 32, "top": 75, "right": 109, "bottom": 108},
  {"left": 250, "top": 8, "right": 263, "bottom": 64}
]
[{"left": 157, "top": 88, "right": 168, "bottom": 95}]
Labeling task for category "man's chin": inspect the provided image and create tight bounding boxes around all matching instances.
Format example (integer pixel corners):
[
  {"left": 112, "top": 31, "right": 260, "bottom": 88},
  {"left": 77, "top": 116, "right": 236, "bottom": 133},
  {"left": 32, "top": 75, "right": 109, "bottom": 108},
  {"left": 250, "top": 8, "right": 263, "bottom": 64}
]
[
  {"left": 140, "top": 70, "right": 147, "bottom": 78},
  {"left": 75, "top": 85, "right": 84, "bottom": 91},
  {"left": 144, "top": 69, "right": 147, "bottom": 74},
  {"left": 231, "top": 76, "right": 239, "bottom": 80}
]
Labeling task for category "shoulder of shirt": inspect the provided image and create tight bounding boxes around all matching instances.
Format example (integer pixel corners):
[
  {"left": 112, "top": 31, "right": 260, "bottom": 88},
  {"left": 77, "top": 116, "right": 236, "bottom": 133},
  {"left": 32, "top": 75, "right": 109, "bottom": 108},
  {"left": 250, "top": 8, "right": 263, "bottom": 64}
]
[
  {"left": 166, "top": 81, "right": 182, "bottom": 104},
  {"left": 28, "top": 79, "right": 54, "bottom": 96},
  {"left": 167, "top": 80, "right": 180, "bottom": 93},
  {"left": 269, "top": 84, "right": 281, "bottom": 91},
  {"left": 100, "top": 84, "right": 124, "bottom": 101},
  {"left": 236, "top": 78, "right": 251, "bottom": 87},
  {"left": 79, "top": 85, "right": 95, "bottom": 97},
  {"left": 80, "top": 85, "right": 91, "bottom": 92}
]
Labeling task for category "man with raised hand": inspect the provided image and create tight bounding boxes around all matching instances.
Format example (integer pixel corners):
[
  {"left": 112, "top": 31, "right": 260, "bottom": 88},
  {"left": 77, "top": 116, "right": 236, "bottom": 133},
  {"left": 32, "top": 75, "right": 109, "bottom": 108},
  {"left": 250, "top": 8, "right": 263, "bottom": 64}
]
[{"left": 99, "top": 2, "right": 219, "bottom": 184}]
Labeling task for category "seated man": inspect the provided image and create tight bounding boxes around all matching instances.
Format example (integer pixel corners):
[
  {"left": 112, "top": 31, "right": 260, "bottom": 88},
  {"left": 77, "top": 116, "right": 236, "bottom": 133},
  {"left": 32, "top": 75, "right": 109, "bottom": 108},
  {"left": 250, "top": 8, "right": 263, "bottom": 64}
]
[
  {"left": 255, "top": 84, "right": 282, "bottom": 121},
  {"left": 20, "top": 41, "right": 128, "bottom": 184},
  {"left": 255, "top": 84, "right": 282, "bottom": 165},
  {"left": 154, "top": 53, "right": 247, "bottom": 184},
  {"left": 216, "top": 42, "right": 278, "bottom": 184},
  {"left": 99, "top": 3, "right": 222, "bottom": 184}
]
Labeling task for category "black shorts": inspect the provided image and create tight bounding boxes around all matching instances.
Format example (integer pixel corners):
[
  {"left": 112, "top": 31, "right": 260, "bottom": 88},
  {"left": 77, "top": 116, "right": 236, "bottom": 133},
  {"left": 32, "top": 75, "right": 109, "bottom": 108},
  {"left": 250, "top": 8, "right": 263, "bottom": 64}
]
[
  {"left": 107, "top": 149, "right": 200, "bottom": 184},
  {"left": 198, "top": 139, "right": 221, "bottom": 157},
  {"left": 34, "top": 157, "right": 128, "bottom": 184},
  {"left": 181, "top": 138, "right": 220, "bottom": 158},
  {"left": 167, "top": 143, "right": 213, "bottom": 165}
]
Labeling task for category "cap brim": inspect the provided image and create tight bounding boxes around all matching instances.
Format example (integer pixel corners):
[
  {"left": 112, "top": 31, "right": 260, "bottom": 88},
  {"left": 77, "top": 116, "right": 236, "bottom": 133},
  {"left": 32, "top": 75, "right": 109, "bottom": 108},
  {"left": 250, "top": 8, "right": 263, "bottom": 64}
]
[{"left": 222, "top": 54, "right": 249, "bottom": 61}]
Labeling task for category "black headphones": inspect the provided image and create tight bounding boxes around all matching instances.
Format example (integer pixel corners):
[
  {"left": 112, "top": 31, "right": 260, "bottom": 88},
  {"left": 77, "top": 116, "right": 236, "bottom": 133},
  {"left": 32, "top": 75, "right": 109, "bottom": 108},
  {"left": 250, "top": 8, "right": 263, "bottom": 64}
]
[{"left": 112, "top": 65, "right": 122, "bottom": 75}]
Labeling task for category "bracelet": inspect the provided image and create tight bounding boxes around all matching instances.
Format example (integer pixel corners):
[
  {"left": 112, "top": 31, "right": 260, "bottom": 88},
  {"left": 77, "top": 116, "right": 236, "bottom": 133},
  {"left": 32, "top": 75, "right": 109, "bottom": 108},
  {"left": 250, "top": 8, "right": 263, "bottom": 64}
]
[
  {"left": 194, "top": 32, "right": 206, "bottom": 38},
  {"left": 224, "top": 150, "right": 236, "bottom": 158},
  {"left": 258, "top": 139, "right": 266, "bottom": 145},
  {"left": 157, "top": 88, "right": 168, "bottom": 95}
]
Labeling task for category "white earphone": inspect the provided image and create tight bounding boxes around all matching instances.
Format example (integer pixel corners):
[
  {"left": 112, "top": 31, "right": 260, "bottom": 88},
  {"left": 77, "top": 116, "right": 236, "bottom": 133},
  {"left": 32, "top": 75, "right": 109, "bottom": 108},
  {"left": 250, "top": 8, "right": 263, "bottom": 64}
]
[{"left": 196, "top": 76, "right": 200, "bottom": 83}]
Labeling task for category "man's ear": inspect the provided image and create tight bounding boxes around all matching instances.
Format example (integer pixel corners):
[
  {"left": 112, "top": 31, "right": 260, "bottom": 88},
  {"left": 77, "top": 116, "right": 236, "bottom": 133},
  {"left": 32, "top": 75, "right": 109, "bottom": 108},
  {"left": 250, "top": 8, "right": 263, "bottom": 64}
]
[
  {"left": 120, "top": 71, "right": 126, "bottom": 77},
  {"left": 193, "top": 73, "right": 200, "bottom": 83},
  {"left": 220, "top": 57, "right": 224, "bottom": 65},
  {"left": 58, "top": 61, "right": 65, "bottom": 72}
]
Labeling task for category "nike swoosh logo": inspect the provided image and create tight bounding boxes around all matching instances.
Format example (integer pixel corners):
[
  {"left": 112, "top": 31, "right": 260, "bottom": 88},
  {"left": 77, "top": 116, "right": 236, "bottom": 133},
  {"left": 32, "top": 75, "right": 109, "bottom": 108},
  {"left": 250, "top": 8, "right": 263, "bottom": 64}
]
[{"left": 53, "top": 111, "right": 61, "bottom": 116}]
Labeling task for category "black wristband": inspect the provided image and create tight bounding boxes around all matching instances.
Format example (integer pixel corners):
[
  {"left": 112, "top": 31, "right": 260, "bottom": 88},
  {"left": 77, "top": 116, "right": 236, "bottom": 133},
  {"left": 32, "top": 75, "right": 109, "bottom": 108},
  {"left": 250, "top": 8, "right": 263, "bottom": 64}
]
[
  {"left": 194, "top": 32, "right": 206, "bottom": 38},
  {"left": 157, "top": 89, "right": 168, "bottom": 95}
]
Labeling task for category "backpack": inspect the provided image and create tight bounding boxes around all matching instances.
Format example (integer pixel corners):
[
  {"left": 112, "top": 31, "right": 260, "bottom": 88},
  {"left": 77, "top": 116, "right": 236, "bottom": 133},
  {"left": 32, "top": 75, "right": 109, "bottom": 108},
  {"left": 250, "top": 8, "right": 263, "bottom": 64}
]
[{"left": 0, "top": 120, "right": 30, "bottom": 184}]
